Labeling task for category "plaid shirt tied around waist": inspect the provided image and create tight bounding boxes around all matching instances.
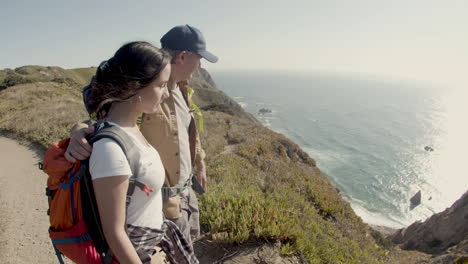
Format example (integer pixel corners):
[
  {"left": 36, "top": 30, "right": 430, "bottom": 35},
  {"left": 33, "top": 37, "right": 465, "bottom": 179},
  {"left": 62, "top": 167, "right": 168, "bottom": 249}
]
[{"left": 127, "top": 220, "right": 199, "bottom": 264}]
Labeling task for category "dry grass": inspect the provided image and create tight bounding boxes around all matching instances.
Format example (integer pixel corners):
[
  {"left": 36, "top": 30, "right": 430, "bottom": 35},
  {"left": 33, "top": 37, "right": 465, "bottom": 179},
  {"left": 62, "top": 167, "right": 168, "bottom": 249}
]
[
  {"left": 0, "top": 81, "right": 88, "bottom": 148},
  {"left": 0, "top": 65, "right": 432, "bottom": 264}
]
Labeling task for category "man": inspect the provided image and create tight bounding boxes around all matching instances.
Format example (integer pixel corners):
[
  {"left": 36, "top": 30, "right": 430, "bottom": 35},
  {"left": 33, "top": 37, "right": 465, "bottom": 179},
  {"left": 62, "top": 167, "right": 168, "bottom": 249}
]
[{"left": 66, "top": 24, "right": 218, "bottom": 245}]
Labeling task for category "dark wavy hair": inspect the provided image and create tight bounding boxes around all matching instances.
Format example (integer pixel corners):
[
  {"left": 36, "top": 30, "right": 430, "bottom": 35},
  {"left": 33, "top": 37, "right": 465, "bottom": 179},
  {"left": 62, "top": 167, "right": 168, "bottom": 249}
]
[{"left": 89, "top": 41, "right": 171, "bottom": 119}]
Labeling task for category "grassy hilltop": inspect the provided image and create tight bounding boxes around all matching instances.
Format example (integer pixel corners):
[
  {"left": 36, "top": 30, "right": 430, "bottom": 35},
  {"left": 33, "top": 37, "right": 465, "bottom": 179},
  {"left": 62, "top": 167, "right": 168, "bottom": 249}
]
[{"left": 0, "top": 66, "right": 430, "bottom": 263}]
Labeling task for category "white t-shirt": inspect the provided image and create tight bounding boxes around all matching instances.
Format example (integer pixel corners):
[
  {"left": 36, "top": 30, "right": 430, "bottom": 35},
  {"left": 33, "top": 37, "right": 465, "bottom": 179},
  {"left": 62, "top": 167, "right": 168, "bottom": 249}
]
[
  {"left": 172, "top": 86, "right": 192, "bottom": 186},
  {"left": 89, "top": 124, "right": 165, "bottom": 229}
]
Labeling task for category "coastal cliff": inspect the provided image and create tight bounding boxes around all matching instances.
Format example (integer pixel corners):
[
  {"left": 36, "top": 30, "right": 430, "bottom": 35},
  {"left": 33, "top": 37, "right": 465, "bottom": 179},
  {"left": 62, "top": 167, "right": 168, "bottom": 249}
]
[
  {"left": 389, "top": 191, "right": 468, "bottom": 262},
  {"left": 0, "top": 65, "right": 464, "bottom": 263}
]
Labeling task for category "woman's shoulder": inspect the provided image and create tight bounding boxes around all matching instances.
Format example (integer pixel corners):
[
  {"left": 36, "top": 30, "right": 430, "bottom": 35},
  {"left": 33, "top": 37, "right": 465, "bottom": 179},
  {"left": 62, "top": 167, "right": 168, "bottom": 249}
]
[
  {"left": 90, "top": 137, "right": 127, "bottom": 166},
  {"left": 92, "top": 137, "right": 124, "bottom": 152},
  {"left": 90, "top": 137, "right": 131, "bottom": 180}
]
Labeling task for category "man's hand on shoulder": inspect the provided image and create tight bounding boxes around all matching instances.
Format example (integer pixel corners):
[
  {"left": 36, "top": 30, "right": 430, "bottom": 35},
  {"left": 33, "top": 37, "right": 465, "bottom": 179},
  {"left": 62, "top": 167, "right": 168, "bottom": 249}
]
[{"left": 65, "top": 124, "right": 94, "bottom": 162}]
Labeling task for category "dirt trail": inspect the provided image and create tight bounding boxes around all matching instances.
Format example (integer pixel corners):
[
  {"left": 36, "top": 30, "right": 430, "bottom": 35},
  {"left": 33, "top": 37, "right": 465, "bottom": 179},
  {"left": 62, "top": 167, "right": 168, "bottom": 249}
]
[{"left": 0, "top": 137, "right": 57, "bottom": 263}]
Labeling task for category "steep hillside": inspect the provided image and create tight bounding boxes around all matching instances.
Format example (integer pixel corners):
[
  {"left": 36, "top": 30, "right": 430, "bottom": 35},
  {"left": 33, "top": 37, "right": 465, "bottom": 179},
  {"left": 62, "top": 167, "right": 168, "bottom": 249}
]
[{"left": 0, "top": 65, "right": 433, "bottom": 263}]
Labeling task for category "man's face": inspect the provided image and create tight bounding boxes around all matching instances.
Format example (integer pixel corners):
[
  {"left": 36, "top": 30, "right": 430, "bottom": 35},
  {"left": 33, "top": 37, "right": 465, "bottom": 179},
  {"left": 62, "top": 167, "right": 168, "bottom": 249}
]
[{"left": 180, "top": 51, "right": 202, "bottom": 81}]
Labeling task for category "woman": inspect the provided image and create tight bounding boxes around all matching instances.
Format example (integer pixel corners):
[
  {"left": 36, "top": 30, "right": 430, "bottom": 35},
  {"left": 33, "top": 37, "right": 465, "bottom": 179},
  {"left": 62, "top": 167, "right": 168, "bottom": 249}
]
[{"left": 87, "top": 41, "right": 196, "bottom": 264}]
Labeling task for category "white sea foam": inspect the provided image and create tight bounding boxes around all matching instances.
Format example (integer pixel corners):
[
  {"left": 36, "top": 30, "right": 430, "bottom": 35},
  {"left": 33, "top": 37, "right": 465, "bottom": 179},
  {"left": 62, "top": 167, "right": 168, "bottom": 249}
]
[
  {"left": 215, "top": 71, "right": 465, "bottom": 229},
  {"left": 347, "top": 197, "right": 405, "bottom": 228},
  {"left": 261, "top": 118, "right": 272, "bottom": 127},
  {"left": 303, "top": 147, "right": 351, "bottom": 169}
]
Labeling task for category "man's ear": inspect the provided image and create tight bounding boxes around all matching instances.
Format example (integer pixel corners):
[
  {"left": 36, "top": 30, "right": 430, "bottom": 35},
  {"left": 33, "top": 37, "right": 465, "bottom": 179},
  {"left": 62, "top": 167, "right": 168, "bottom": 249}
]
[{"left": 174, "top": 51, "right": 188, "bottom": 65}]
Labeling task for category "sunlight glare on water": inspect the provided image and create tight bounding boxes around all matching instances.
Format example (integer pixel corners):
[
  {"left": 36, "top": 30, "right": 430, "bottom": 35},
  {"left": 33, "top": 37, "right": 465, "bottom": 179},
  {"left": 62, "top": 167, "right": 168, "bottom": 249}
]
[
  {"left": 398, "top": 87, "right": 468, "bottom": 225},
  {"left": 428, "top": 88, "right": 468, "bottom": 208}
]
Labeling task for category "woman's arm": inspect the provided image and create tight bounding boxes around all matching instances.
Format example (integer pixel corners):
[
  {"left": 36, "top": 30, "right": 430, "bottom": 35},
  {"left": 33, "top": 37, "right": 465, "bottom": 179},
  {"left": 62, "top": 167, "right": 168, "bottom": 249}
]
[{"left": 93, "top": 176, "right": 142, "bottom": 264}]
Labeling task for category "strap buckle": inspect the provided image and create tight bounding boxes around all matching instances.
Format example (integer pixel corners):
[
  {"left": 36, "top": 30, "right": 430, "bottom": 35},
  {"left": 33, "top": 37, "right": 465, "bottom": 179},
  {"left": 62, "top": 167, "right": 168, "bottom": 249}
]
[{"left": 161, "top": 173, "right": 194, "bottom": 200}]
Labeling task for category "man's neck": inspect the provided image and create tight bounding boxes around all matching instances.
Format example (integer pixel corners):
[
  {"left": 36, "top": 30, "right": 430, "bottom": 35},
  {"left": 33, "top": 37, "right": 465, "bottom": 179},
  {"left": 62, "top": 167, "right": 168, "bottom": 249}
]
[
  {"left": 168, "top": 78, "right": 178, "bottom": 91},
  {"left": 168, "top": 78, "right": 189, "bottom": 91}
]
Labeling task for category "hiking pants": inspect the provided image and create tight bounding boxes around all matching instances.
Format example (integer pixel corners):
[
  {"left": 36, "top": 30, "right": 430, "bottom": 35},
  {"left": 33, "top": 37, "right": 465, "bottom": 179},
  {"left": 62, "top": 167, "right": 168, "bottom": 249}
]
[{"left": 167, "top": 188, "right": 200, "bottom": 245}]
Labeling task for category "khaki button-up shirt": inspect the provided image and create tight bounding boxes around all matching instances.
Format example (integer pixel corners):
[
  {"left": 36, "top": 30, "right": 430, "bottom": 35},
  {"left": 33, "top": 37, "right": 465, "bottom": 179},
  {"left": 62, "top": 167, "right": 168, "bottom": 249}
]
[{"left": 139, "top": 81, "right": 205, "bottom": 218}]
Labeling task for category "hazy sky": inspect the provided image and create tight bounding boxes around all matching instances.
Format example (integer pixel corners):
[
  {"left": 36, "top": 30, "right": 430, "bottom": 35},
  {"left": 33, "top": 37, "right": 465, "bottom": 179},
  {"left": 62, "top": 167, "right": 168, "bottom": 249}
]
[{"left": 1, "top": 0, "right": 467, "bottom": 88}]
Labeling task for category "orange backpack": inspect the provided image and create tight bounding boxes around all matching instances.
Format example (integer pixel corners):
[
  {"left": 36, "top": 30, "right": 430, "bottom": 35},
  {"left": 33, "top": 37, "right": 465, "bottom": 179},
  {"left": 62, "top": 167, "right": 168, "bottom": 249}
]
[{"left": 41, "top": 122, "right": 146, "bottom": 264}]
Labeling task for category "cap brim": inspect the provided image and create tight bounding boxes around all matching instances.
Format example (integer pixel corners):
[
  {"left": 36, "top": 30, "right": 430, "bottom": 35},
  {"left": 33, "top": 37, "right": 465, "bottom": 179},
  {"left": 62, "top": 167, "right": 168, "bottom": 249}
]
[{"left": 198, "top": 50, "right": 218, "bottom": 63}]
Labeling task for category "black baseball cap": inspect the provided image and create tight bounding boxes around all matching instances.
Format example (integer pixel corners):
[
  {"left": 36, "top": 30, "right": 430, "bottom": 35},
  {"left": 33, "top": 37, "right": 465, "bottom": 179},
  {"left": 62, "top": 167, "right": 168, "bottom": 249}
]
[{"left": 160, "top": 24, "right": 218, "bottom": 63}]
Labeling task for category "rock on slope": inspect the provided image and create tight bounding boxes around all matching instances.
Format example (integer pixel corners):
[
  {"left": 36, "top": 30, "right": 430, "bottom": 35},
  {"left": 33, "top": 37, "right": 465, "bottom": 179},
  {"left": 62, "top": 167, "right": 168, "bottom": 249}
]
[{"left": 390, "top": 191, "right": 468, "bottom": 262}]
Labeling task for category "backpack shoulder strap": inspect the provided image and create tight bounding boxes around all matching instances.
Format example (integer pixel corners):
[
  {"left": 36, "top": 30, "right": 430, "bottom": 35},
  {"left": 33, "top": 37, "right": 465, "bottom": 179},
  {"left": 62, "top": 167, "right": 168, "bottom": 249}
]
[
  {"left": 80, "top": 121, "right": 142, "bottom": 261},
  {"left": 88, "top": 122, "right": 140, "bottom": 198}
]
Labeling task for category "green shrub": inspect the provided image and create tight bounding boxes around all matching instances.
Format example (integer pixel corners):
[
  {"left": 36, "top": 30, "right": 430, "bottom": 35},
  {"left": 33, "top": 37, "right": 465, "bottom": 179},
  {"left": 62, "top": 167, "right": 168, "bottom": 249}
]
[
  {"left": 201, "top": 103, "right": 235, "bottom": 115},
  {"left": 454, "top": 257, "right": 468, "bottom": 264},
  {"left": 199, "top": 153, "right": 385, "bottom": 264},
  {"left": 2, "top": 73, "right": 32, "bottom": 87}
]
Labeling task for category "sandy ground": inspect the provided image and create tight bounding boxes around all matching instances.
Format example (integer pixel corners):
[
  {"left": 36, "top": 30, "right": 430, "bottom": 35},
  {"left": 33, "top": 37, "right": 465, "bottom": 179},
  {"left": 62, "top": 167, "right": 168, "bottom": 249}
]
[{"left": 0, "top": 137, "right": 58, "bottom": 263}]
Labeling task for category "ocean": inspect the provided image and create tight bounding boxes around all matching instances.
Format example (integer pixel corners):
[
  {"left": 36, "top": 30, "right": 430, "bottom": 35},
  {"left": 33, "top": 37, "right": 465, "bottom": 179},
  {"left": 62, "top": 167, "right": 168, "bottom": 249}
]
[{"left": 210, "top": 70, "right": 468, "bottom": 228}]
